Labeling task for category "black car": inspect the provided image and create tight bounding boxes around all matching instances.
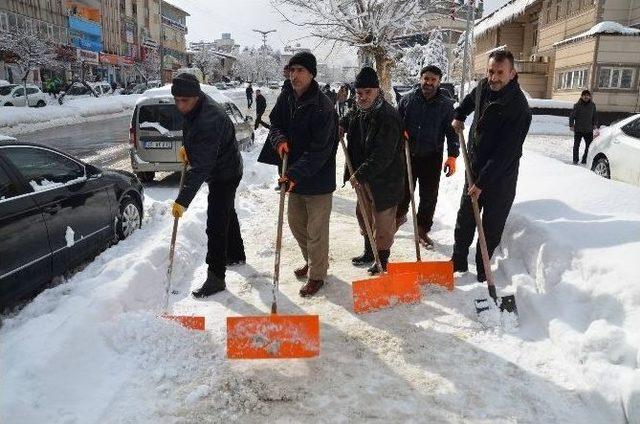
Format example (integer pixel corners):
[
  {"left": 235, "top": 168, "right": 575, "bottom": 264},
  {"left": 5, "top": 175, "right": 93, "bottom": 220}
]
[{"left": 0, "top": 142, "right": 144, "bottom": 310}]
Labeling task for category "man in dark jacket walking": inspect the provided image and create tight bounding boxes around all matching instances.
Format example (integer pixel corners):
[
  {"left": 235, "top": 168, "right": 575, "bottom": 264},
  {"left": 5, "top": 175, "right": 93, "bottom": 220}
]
[
  {"left": 246, "top": 82, "right": 253, "bottom": 109},
  {"left": 397, "top": 65, "right": 459, "bottom": 248},
  {"left": 267, "top": 51, "right": 338, "bottom": 297},
  {"left": 341, "top": 67, "right": 405, "bottom": 273},
  {"left": 569, "top": 89, "right": 598, "bottom": 164},
  {"left": 170, "top": 73, "right": 245, "bottom": 297},
  {"left": 255, "top": 89, "right": 268, "bottom": 129},
  {"left": 450, "top": 50, "right": 531, "bottom": 282}
]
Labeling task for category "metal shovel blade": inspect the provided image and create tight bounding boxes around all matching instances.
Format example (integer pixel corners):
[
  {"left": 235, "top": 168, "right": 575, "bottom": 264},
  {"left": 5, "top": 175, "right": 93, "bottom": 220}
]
[
  {"left": 386, "top": 260, "right": 454, "bottom": 290},
  {"left": 352, "top": 272, "right": 421, "bottom": 314},
  {"left": 227, "top": 314, "right": 320, "bottom": 359}
]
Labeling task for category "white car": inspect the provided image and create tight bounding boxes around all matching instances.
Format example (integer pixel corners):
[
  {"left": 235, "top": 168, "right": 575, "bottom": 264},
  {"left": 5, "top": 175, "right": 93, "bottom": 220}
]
[
  {"left": 63, "top": 81, "right": 113, "bottom": 98},
  {"left": 587, "top": 113, "right": 640, "bottom": 186},
  {"left": 0, "top": 84, "right": 47, "bottom": 107}
]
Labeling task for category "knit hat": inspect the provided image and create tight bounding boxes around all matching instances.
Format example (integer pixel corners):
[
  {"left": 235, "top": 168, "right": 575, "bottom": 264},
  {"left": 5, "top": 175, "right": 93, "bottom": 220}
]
[
  {"left": 354, "top": 67, "right": 379, "bottom": 89},
  {"left": 171, "top": 73, "right": 200, "bottom": 97},
  {"left": 288, "top": 51, "right": 317, "bottom": 78}
]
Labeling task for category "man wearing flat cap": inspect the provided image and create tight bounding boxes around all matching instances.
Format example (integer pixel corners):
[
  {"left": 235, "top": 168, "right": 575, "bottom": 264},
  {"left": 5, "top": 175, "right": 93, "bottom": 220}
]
[
  {"left": 340, "top": 67, "right": 405, "bottom": 274},
  {"left": 267, "top": 51, "right": 338, "bottom": 297},
  {"left": 170, "top": 73, "right": 246, "bottom": 298}
]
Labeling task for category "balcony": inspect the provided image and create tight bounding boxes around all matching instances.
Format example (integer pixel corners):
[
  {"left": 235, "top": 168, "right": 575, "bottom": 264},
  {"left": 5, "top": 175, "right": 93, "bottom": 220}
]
[{"left": 514, "top": 60, "right": 548, "bottom": 74}]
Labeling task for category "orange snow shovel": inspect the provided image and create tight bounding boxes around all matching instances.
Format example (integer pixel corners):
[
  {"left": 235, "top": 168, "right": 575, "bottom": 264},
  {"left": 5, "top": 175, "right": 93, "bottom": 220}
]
[
  {"left": 162, "top": 162, "right": 205, "bottom": 331},
  {"left": 386, "top": 134, "right": 454, "bottom": 290},
  {"left": 227, "top": 154, "right": 320, "bottom": 359},
  {"left": 340, "top": 138, "right": 421, "bottom": 314}
]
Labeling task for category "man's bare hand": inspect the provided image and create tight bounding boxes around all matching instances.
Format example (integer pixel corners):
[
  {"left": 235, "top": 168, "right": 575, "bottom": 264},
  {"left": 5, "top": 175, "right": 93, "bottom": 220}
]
[
  {"left": 452, "top": 119, "right": 465, "bottom": 133},
  {"left": 467, "top": 184, "right": 482, "bottom": 201}
]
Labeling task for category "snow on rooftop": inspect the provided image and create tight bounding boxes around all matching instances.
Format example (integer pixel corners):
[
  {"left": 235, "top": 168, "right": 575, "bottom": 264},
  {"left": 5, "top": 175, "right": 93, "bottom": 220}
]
[
  {"left": 554, "top": 21, "right": 640, "bottom": 46},
  {"left": 474, "top": 0, "right": 538, "bottom": 37}
]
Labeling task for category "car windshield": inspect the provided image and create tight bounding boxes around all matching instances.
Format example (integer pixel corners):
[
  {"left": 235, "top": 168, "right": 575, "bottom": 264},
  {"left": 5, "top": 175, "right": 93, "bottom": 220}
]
[
  {"left": 0, "top": 85, "right": 16, "bottom": 95},
  {"left": 67, "top": 85, "right": 89, "bottom": 95},
  {"left": 138, "top": 104, "right": 184, "bottom": 132}
]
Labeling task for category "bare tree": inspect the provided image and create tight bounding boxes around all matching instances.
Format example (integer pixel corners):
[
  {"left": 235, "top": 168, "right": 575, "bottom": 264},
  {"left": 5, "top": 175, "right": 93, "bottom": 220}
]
[
  {"left": 135, "top": 51, "right": 161, "bottom": 83},
  {"left": 272, "top": 0, "right": 452, "bottom": 99},
  {"left": 232, "top": 46, "right": 281, "bottom": 82}
]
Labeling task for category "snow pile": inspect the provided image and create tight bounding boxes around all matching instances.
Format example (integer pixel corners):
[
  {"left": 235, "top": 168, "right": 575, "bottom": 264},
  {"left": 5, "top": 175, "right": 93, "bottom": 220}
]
[
  {"left": 65, "top": 227, "right": 75, "bottom": 247},
  {"left": 0, "top": 95, "right": 141, "bottom": 135},
  {"left": 474, "top": 0, "right": 538, "bottom": 37},
  {"left": 555, "top": 21, "right": 640, "bottom": 46},
  {"left": 29, "top": 176, "right": 87, "bottom": 192},
  {"left": 139, "top": 121, "right": 172, "bottom": 136},
  {"left": 528, "top": 98, "right": 574, "bottom": 109}
]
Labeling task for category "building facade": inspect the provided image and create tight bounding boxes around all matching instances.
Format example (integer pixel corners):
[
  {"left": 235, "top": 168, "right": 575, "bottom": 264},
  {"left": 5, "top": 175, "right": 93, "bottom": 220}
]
[{"left": 159, "top": 0, "right": 188, "bottom": 82}]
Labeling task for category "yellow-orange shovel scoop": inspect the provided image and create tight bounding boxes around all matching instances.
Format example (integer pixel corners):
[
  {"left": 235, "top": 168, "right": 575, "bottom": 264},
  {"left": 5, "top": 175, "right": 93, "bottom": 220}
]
[
  {"left": 227, "top": 154, "right": 320, "bottom": 359},
  {"left": 339, "top": 138, "right": 421, "bottom": 314},
  {"left": 386, "top": 135, "right": 454, "bottom": 290}
]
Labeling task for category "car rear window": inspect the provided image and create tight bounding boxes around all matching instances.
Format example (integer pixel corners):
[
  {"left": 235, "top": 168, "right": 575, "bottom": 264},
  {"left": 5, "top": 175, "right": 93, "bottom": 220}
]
[
  {"left": 138, "top": 105, "right": 183, "bottom": 131},
  {"left": 0, "top": 86, "right": 16, "bottom": 96}
]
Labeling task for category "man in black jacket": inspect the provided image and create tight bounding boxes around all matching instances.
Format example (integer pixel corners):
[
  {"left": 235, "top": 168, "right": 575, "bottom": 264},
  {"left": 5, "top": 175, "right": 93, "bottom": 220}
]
[
  {"left": 267, "top": 51, "right": 338, "bottom": 297},
  {"left": 569, "top": 89, "right": 598, "bottom": 164},
  {"left": 170, "top": 73, "right": 245, "bottom": 297},
  {"left": 397, "top": 65, "right": 459, "bottom": 248},
  {"left": 451, "top": 50, "right": 531, "bottom": 282},
  {"left": 255, "top": 89, "right": 268, "bottom": 129},
  {"left": 246, "top": 82, "right": 253, "bottom": 109},
  {"left": 341, "top": 67, "right": 405, "bottom": 274}
]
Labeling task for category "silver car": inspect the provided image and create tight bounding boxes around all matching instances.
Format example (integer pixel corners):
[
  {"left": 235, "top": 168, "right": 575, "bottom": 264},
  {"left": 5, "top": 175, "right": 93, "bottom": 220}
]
[{"left": 129, "top": 84, "right": 254, "bottom": 182}]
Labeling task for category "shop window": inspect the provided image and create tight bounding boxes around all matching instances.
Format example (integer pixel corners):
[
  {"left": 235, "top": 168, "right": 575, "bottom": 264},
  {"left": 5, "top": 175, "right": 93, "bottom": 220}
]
[{"left": 0, "top": 11, "right": 9, "bottom": 32}]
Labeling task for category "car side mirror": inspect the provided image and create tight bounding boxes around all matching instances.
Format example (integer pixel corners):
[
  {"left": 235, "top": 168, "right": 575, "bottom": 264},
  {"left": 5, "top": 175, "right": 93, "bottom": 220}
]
[{"left": 85, "top": 164, "right": 102, "bottom": 178}]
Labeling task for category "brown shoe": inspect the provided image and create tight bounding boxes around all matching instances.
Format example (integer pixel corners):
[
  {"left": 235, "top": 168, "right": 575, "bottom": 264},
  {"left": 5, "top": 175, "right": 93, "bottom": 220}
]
[
  {"left": 294, "top": 264, "right": 309, "bottom": 279},
  {"left": 299, "top": 279, "right": 324, "bottom": 297}
]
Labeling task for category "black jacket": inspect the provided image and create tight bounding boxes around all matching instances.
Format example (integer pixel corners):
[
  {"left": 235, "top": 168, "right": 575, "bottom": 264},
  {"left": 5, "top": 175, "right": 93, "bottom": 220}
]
[
  {"left": 454, "top": 77, "right": 531, "bottom": 190},
  {"left": 257, "top": 80, "right": 293, "bottom": 166},
  {"left": 341, "top": 99, "right": 405, "bottom": 211},
  {"left": 256, "top": 94, "right": 267, "bottom": 115},
  {"left": 246, "top": 85, "right": 253, "bottom": 98},
  {"left": 176, "top": 92, "right": 243, "bottom": 208},
  {"left": 267, "top": 80, "right": 338, "bottom": 195},
  {"left": 398, "top": 87, "right": 459, "bottom": 158},
  {"left": 569, "top": 99, "right": 597, "bottom": 133}
]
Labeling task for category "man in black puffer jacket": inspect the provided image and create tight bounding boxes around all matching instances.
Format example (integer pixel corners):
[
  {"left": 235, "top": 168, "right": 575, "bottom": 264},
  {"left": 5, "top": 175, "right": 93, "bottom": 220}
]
[
  {"left": 451, "top": 50, "right": 531, "bottom": 282},
  {"left": 267, "top": 51, "right": 338, "bottom": 297},
  {"left": 340, "top": 67, "right": 405, "bottom": 274},
  {"left": 170, "top": 73, "right": 245, "bottom": 298}
]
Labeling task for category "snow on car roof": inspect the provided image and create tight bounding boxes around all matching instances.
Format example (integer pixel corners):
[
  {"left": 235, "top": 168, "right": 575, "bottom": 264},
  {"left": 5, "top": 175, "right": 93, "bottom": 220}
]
[{"left": 137, "top": 84, "right": 233, "bottom": 106}]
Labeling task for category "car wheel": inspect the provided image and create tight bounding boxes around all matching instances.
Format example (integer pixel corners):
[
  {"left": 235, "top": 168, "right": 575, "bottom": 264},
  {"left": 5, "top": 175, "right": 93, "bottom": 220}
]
[
  {"left": 135, "top": 171, "right": 155, "bottom": 183},
  {"left": 36, "top": 100, "right": 46, "bottom": 107},
  {"left": 116, "top": 196, "right": 142, "bottom": 240},
  {"left": 592, "top": 155, "right": 610, "bottom": 179}
]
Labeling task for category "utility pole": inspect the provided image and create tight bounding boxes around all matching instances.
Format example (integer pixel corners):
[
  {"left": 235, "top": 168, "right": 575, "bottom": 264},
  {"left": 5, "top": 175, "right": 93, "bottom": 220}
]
[
  {"left": 252, "top": 29, "right": 277, "bottom": 48},
  {"left": 158, "top": 0, "right": 164, "bottom": 83}
]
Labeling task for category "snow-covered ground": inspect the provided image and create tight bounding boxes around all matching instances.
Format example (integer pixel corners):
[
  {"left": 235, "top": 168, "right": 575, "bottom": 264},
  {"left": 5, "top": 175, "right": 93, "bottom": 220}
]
[
  {"left": 1, "top": 128, "right": 639, "bottom": 423},
  {"left": 0, "top": 95, "right": 141, "bottom": 136}
]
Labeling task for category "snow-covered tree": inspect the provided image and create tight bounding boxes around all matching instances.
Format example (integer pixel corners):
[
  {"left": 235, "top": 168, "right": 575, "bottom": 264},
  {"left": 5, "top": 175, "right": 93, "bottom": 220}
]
[
  {"left": 0, "top": 28, "right": 57, "bottom": 105},
  {"left": 135, "top": 51, "right": 161, "bottom": 83},
  {"left": 450, "top": 29, "right": 473, "bottom": 86},
  {"left": 272, "top": 0, "right": 453, "bottom": 100},
  {"left": 232, "top": 46, "right": 281, "bottom": 82},
  {"left": 192, "top": 48, "right": 228, "bottom": 83},
  {"left": 392, "top": 44, "right": 425, "bottom": 85},
  {"left": 423, "top": 28, "right": 448, "bottom": 79}
]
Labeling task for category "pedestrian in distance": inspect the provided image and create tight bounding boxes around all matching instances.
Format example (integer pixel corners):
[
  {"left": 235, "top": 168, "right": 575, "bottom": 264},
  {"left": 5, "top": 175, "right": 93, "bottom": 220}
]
[
  {"left": 450, "top": 50, "right": 532, "bottom": 282},
  {"left": 267, "top": 51, "right": 339, "bottom": 297},
  {"left": 569, "top": 89, "right": 598, "bottom": 165},
  {"left": 255, "top": 89, "right": 269, "bottom": 130},
  {"left": 170, "top": 73, "right": 246, "bottom": 298},
  {"left": 340, "top": 67, "right": 406, "bottom": 274},
  {"left": 246, "top": 82, "right": 253, "bottom": 109},
  {"left": 396, "top": 64, "right": 459, "bottom": 248}
]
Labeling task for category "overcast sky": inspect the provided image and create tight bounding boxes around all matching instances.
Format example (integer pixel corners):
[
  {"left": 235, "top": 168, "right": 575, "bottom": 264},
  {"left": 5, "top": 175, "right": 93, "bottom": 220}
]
[{"left": 168, "top": 0, "right": 510, "bottom": 66}]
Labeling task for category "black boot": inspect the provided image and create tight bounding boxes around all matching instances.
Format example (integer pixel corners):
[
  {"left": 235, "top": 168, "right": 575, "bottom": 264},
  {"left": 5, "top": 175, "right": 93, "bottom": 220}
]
[
  {"left": 451, "top": 254, "right": 468, "bottom": 273},
  {"left": 352, "top": 237, "right": 374, "bottom": 266},
  {"left": 192, "top": 271, "right": 226, "bottom": 298},
  {"left": 367, "top": 249, "right": 390, "bottom": 275}
]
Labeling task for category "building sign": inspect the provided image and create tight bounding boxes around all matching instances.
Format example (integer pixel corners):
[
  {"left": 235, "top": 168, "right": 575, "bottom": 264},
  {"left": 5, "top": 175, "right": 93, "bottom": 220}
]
[
  {"left": 161, "top": 15, "right": 187, "bottom": 33},
  {"left": 119, "top": 57, "right": 134, "bottom": 66},
  {"left": 77, "top": 49, "right": 99, "bottom": 64},
  {"left": 100, "top": 53, "right": 119, "bottom": 65},
  {"left": 142, "top": 37, "right": 158, "bottom": 49}
]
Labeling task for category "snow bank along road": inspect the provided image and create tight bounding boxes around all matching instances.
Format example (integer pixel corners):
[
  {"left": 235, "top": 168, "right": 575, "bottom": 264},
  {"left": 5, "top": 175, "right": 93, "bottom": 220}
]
[{"left": 1, "top": 129, "right": 639, "bottom": 423}]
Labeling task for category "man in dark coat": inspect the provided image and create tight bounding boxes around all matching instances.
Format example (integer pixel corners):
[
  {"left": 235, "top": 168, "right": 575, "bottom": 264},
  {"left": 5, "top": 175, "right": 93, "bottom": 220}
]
[
  {"left": 341, "top": 67, "right": 405, "bottom": 274},
  {"left": 569, "top": 89, "right": 598, "bottom": 164},
  {"left": 267, "top": 51, "right": 338, "bottom": 297},
  {"left": 246, "top": 82, "right": 253, "bottom": 109},
  {"left": 397, "top": 65, "right": 459, "bottom": 248},
  {"left": 170, "top": 73, "right": 245, "bottom": 297},
  {"left": 255, "top": 89, "right": 268, "bottom": 129},
  {"left": 451, "top": 50, "right": 532, "bottom": 282}
]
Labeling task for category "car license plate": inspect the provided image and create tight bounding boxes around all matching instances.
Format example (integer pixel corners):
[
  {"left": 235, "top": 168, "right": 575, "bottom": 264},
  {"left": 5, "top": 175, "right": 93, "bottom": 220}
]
[{"left": 144, "top": 141, "right": 172, "bottom": 149}]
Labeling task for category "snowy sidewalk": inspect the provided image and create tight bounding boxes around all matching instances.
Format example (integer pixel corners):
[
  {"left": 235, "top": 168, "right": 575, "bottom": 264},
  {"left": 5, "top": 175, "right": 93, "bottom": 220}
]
[{"left": 1, "top": 130, "right": 638, "bottom": 423}]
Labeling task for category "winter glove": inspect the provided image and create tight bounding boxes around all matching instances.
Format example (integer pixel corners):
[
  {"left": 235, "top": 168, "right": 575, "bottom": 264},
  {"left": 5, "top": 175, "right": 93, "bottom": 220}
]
[
  {"left": 172, "top": 202, "right": 186, "bottom": 218},
  {"left": 277, "top": 174, "right": 296, "bottom": 193},
  {"left": 277, "top": 141, "right": 289, "bottom": 159},
  {"left": 443, "top": 157, "right": 456, "bottom": 177},
  {"left": 178, "top": 146, "right": 189, "bottom": 164}
]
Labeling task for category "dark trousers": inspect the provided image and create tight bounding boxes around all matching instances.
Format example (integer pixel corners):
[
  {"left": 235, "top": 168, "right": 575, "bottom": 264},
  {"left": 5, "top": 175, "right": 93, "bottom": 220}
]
[
  {"left": 247, "top": 96, "right": 253, "bottom": 109},
  {"left": 452, "top": 178, "right": 517, "bottom": 268},
  {"left": 206, "top": 176, "right": 245, "bottom": 280},
  {"left": 573, "top": 131, "right": 593, "bottom": 164},
  {"left": 397, "top": 150, "right": 442, "bottom": 232},
  {"left": 255, "top": 112, "right": 270, "bottom": 130}
]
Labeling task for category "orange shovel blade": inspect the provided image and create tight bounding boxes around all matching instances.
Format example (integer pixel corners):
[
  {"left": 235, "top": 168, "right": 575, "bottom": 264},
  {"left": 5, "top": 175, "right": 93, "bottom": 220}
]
[
  {"left": 162, "top": 314, "right": 206, "bottom": 331},
  {"left": 387, "top": 261, "right": 454, "bottom": 290},
  {"left": 352, "top": 272, "right": 421, "bottom": 314},
  {"left": 227, "top": 314, "right": 320, "bottom": 359}
]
